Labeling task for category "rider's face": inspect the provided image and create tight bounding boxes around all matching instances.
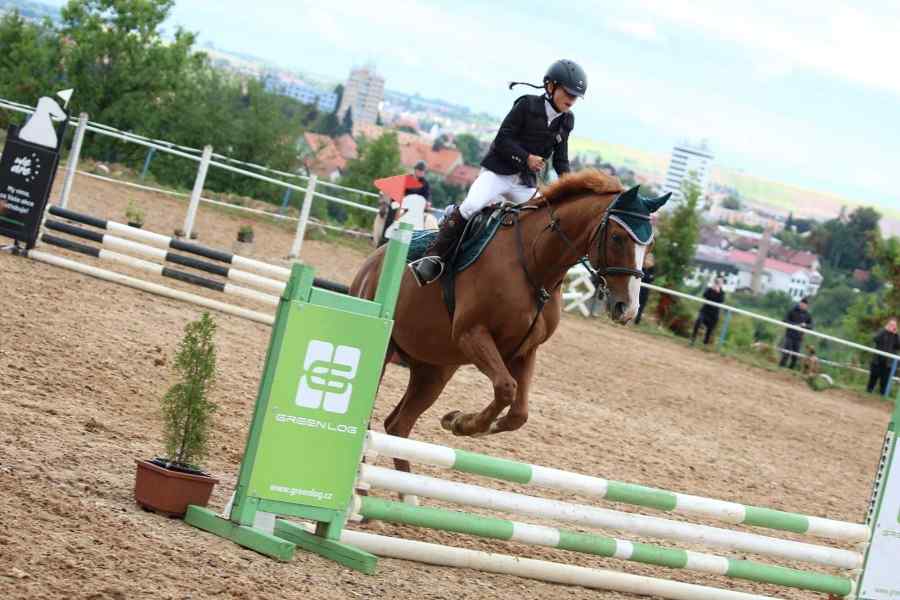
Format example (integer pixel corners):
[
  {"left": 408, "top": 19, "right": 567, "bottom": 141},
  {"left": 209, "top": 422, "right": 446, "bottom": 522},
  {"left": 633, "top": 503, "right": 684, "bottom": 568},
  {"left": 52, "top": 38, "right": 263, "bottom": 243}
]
[{"left": 551, "top": 86, "right": 579, "bottom": 112}]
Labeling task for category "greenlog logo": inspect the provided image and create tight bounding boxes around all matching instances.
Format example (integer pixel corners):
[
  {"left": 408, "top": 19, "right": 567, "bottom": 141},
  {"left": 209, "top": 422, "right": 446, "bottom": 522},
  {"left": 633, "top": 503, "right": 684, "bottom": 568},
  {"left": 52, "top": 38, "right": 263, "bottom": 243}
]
[{"left": 295, "top": 340, "right": 361, "bottom": 414}]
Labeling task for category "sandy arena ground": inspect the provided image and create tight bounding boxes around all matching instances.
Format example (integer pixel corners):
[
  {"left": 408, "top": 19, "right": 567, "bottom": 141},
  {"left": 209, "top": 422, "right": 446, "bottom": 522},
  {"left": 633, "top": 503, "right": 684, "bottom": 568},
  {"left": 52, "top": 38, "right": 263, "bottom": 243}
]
[{"left": 0, "top": 174, "right": 892, "bottom": 600}]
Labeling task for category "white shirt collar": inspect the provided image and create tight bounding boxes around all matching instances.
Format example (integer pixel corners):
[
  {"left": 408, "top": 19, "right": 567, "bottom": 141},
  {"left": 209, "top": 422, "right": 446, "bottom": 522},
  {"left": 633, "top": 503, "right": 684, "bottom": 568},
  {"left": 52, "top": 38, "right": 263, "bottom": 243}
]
[{"left": 544, "top": 97, "right": 563, "bottom": 126}]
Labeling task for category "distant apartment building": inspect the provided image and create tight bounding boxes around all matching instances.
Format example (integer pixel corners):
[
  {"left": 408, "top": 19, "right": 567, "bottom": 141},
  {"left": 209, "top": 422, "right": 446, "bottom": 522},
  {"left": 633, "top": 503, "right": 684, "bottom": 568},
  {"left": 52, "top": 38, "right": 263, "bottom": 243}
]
[
  {"left": 338, "top": 66, "right": 385, "bottom": 126},
  {"left": 662, "top": 142, "right": 714, "bottom": 201},
  {"left": 263, "top": 76, "right": 338, "bottom": 112}
]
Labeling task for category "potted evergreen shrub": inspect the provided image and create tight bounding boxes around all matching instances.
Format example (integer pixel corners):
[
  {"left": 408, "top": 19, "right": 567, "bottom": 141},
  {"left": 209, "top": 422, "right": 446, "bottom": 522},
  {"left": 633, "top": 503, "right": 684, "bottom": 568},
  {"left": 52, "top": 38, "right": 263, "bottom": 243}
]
[
  {"left": 237, "top": 223, "right": 254, "bottom": 243},
  {"left": 134, "top": 313, "right": 220, "bottom": 517},
  {"left": 125, "top": 200, "right": 145, "bottom": 228}
]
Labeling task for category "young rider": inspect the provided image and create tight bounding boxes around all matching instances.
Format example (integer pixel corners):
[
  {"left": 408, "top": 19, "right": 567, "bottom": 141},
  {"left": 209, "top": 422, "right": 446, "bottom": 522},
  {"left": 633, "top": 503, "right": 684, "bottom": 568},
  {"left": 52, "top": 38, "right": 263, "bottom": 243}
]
[{"left": 409, "top": 59, "right": 587, "bottom": 286}]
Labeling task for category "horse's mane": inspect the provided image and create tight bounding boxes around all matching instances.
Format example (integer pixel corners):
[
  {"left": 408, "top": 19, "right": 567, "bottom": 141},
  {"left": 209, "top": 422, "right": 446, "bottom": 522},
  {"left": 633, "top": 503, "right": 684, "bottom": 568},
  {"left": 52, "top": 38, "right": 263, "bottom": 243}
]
[{"left": 540, "top": 169, "right": 623, "bottom": 204}]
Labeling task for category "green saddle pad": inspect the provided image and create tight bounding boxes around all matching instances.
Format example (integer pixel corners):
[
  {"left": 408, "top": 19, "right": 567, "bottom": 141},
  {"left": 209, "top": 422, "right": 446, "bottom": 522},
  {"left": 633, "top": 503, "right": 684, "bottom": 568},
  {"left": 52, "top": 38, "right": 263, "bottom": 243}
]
[{"left": 407, "top": 211, "right": 506, "bottom": 273}]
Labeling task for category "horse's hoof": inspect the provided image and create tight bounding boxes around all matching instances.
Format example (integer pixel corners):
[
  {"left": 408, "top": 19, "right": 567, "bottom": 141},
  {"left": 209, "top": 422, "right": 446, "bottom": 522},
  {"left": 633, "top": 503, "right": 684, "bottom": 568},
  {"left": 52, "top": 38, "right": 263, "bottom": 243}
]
[{"left": 441, "top": 410, "right": 462, "bottom": 432}]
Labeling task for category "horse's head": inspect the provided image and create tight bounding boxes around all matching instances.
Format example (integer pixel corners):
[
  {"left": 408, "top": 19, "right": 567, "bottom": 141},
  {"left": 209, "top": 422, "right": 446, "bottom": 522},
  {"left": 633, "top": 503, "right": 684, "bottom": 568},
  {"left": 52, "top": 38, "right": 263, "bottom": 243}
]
[
  {"left": 37, "top": 97, "right": 67, "bottom": 121},
  {"left": 592, "top": 185, "right": 670, "bottom": 323}
]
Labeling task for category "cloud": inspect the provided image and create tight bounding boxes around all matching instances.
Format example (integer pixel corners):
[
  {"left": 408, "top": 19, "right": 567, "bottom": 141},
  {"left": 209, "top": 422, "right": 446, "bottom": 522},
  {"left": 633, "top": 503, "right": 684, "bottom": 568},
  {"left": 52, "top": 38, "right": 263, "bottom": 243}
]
[
  {"left": 608, "top": 19, "right": 666, "bottom": 44},
  {"left": 631, "top": 1, "right": 900, "bottom": 95}
]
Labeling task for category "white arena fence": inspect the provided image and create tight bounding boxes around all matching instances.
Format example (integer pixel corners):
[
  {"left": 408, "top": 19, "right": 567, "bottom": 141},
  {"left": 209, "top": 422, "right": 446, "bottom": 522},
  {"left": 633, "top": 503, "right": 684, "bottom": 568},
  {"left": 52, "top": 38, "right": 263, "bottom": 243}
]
[
  {"left": 0, "top": 97, "right": 380, "bottom": 259},
  {"left": 3, "top": 97, "right": 896, "bottom": 393}
]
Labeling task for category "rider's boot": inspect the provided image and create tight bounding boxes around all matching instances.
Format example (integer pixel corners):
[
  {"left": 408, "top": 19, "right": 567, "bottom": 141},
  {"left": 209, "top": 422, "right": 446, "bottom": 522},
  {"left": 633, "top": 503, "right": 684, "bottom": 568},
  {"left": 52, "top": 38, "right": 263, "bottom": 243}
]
[{"left": 408, "top": 207, "right": 468, "bottom": 286}]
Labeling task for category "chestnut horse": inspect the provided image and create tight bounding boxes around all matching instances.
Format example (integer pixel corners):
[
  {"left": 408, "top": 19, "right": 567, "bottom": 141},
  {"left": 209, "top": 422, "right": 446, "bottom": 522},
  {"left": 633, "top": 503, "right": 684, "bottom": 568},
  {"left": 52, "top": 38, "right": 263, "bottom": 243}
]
[{"left": 350, "top": 170, "right": 668, "bottom": 474}]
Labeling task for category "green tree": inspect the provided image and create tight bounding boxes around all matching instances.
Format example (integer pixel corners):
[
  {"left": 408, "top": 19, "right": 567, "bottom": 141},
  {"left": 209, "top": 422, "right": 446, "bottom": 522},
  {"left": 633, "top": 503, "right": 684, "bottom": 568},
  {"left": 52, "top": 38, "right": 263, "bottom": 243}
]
[
  {"left": 810, "top": 285, "right": 858, "bottom": 329},
  {"left": 810, "top": 206, "right": 882, "bottom": 272},
  {"left": 454, "top": 133, "right": 482, "bottom": 165},
  {"left": 337, "top": 133, "right": 402, "bottom": 226},
  {"left": 428, "top": 178, "right": 464, "bottom": 208},
  {"left": 311, "top": 110, "right": 340, "bottom": 135},
  {"left": 721, "top": 194, "right": 741, "bottom": 210},
  {"left": 59, "top": 0, "right": 201, "bottom": 137},
  {"left": 654, "top": 175, "right": 702, "bottom": 288},
  {"left": 339, "top": 107, "right": 353, "bottom": 135},
  {"left": 0, "top": 11, "right": 62, "bottom": 118},
  {"left": 844, "top": 236, "right": 900, "bottom": 340}
]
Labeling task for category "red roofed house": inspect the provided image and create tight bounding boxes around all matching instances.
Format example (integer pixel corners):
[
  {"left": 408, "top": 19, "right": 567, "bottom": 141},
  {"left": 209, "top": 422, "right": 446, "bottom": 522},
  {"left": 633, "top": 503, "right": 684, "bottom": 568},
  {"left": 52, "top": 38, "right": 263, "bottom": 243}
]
[
  {"left": 300, "top": 132, "right": 345, "bottom": 180},
  {"left": 769, "top": 247, "right": 820, "bottom": 271},
  {"left": 687, "top": 246, "right": 822, "bottom": 300},
  {"left": 727, "top": 249, "right": 822, "bottom": 300},
  {"left": 299, "top": 133, "right": 361, "bottom": 180},
  {"left": 333, "top": 134, "right": 358, "bottom": 161},
  {"left": 445, "top": 164, "right": 481, "bottom": 189},
  {"left": 399, "top": 142, "right": 463, "bottom": 178}
]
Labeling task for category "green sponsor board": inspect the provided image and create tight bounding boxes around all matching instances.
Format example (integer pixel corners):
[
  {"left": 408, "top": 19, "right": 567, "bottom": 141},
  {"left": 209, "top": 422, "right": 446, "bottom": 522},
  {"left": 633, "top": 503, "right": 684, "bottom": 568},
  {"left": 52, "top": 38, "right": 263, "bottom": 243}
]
[
  {"left": 247, "top": 302, "right": 391, "bottom": 512},
  {"left": 858, "top": 429, "right": 900, "bottom": 600}
]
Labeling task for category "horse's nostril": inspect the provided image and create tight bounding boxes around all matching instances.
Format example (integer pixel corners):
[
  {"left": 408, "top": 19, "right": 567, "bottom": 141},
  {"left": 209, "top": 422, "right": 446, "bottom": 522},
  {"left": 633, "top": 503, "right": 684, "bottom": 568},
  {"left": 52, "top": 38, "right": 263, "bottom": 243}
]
[{"left": 614, "top": 302, "right": 627, "bottom": 318}]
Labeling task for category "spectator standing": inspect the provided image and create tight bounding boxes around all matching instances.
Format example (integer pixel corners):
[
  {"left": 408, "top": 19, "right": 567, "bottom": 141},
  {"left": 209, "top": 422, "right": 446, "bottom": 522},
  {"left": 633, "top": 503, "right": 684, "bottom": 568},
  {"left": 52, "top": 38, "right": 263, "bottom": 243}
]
[
  {"left": 868, "top": 318, "right": 900, "bottom": 395},
  {"left": 691, "top": 277, "right": 726, "bottom": 345},
  {"left": 405, "top": 160, "right": 431, "bottom": 200},
  {"left": 779, "top": 297, "right": 813, "bottom": 369},
  {"left": 634, "top": 253, "right": 655, "bottom": 325}
]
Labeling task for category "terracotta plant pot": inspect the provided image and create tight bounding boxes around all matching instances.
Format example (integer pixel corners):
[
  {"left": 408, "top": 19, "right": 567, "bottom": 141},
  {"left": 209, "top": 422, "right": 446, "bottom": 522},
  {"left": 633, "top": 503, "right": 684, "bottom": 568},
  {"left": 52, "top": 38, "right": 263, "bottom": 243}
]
[{"left": 134, "top": 459, "right": 218, "bottom": 517}]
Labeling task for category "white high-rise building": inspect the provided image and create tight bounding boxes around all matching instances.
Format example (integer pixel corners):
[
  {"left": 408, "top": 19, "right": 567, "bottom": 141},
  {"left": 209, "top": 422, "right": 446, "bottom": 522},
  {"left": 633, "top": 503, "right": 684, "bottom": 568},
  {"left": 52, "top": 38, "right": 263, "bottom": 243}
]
[
  {"left": 662, "top": 142, "right": 714, "bottom": 201},
  {"left": 338, "top": 65, "right": 385, "bottom": 126}
]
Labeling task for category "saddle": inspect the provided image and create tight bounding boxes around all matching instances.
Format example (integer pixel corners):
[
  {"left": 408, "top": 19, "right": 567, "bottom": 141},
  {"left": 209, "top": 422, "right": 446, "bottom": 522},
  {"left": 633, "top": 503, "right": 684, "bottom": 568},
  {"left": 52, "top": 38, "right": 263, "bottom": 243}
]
[{"left": 406, "top": 204, "right": 522, "bottom": 316}]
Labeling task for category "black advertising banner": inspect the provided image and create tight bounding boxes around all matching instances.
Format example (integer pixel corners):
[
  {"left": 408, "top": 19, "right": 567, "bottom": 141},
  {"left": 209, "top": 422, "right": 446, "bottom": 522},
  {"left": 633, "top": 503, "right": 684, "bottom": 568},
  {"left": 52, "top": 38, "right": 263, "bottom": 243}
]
[{"left": 0, "top": 125, "right": 61, "bottom": 249}]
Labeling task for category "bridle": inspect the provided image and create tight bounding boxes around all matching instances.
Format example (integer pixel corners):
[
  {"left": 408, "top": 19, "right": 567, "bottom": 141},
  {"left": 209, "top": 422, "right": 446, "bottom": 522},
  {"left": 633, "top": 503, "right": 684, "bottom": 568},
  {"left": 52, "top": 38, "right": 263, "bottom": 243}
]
[
  {"left": 506, "top": 189, "right": 648, "bottom": 357},
  {"left": 519, "top": 190, "right": 647, "bottom": 295}
]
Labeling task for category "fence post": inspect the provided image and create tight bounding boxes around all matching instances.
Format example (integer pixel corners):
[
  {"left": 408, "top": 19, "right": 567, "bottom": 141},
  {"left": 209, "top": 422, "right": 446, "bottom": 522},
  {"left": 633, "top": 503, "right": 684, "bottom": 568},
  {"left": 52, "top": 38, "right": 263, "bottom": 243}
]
[
  {"left": 139, "top": 147, "right": 156, "bottom": 180},
  {"left": 59, "top": 112, "right": 88, "bottom": 209},
  {"left": 717, "top": 310, "right": 732, "bottom": 351},
  {"left": 885, "top": 359, "right": 899, "bottom": 398},
  {"left": 289, "top": 174, "right": 316, "bottom": 259},
  {"left": 182, "top": 145, "right": 213, "bottom": 238}
]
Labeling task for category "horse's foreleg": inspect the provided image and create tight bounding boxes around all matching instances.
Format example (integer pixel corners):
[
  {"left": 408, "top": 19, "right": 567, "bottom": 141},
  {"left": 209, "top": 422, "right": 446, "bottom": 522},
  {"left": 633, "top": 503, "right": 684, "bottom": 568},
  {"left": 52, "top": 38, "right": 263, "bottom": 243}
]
[
  {"left": 385, "top": 362, "right": 456, "bottom": 505},
  {"left": 441, "top": 326, "right": 516, "bottom": 436},
  {"left": 385, "top": 362, "right": 456, "bottom": 472},
  {"left": 488, "top": 349, "right": 536, "bottom": 434}
]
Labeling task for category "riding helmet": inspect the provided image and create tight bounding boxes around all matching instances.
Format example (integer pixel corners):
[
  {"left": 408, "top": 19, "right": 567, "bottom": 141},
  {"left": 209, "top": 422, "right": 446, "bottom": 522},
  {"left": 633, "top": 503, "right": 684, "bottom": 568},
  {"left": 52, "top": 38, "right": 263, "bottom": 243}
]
[{"left": 544, "top": 60, "right": 587, "bottom": 97}]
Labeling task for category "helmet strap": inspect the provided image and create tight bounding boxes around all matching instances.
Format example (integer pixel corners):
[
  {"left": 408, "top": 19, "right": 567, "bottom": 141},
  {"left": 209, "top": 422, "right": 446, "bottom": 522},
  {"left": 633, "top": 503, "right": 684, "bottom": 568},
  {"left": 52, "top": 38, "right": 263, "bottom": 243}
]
[
  {"left": 508, "top": 80, "right": 545, "bottom": 91},
  {"left": 544, "top": 83, "right": 562, "bottom": 112}
]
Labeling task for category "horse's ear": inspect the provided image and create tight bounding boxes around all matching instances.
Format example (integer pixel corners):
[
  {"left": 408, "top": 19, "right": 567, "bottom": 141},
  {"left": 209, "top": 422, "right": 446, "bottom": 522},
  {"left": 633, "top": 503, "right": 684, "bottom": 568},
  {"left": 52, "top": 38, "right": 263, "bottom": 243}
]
[
  {"left": 616, "top": 185, "right": 640, "bottom": 207},
  {"left": 644, "top": 192, "right": 672, "bottom": 213}
]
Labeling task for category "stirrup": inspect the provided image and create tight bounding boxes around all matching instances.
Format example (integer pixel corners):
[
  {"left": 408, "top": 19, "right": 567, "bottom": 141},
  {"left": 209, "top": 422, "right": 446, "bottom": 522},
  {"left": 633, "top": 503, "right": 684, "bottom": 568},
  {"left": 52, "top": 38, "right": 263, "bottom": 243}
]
[{"left": 408, "top": 256, "right": 445, "bottom": 286}]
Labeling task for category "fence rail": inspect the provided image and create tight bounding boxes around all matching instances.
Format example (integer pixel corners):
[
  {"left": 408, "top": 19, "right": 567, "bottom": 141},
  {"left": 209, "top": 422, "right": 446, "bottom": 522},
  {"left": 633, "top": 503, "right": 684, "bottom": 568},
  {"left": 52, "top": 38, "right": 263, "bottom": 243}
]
[
  {"left": 4, "top": 96, "right": 896, "bottom": 397},
  {"left": 0, "top": 97, "right": 379, "bottom": 258}
]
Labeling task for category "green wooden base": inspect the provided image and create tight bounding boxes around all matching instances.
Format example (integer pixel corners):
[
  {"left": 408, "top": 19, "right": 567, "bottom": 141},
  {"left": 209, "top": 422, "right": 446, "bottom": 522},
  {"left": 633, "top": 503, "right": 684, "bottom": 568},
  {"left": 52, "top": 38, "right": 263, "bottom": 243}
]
[
  {"left": 184, "top": 505, "right": 378, "bottom": 574},
  {"left": 274, "top": 520, "right": 378, "bottom": 574},
  {"left": 184, "top": 505, "right": 295, "bottom": 561}
]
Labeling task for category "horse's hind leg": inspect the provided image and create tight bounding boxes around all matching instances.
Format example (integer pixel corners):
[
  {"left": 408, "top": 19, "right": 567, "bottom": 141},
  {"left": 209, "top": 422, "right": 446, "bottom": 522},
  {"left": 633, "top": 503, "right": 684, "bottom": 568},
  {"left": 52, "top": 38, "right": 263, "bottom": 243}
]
[{"left": 441, "top": 325, "right": 517, "bottom": 437}]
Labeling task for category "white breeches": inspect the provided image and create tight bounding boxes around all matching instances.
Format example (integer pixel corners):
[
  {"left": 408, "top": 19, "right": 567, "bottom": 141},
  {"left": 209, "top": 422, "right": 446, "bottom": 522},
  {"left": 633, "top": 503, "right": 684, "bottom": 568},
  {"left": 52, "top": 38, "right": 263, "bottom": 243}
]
[{"left": 458, "top": 169, "right": 537, "bottom": 219}]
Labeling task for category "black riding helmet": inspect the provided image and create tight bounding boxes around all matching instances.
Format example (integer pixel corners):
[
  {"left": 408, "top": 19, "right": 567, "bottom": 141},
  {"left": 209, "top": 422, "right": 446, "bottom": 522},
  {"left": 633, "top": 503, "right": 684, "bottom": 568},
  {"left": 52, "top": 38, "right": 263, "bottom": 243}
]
[{"left": 544, "top": 59, "right": 587, "bottom": 97}]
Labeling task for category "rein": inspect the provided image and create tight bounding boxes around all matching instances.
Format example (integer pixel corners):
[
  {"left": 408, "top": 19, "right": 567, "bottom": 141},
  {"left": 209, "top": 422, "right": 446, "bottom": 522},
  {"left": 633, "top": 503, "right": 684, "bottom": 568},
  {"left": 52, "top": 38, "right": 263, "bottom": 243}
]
[{"left": 506, "top": 189, "right": 647, "bottom": 358}]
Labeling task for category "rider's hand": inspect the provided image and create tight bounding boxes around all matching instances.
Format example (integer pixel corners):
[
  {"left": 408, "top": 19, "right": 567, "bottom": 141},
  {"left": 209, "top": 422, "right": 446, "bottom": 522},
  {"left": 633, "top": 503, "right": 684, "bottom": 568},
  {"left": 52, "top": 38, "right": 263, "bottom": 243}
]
[{"left": 527, "top": 154, "right": 545, "bottom": 172}]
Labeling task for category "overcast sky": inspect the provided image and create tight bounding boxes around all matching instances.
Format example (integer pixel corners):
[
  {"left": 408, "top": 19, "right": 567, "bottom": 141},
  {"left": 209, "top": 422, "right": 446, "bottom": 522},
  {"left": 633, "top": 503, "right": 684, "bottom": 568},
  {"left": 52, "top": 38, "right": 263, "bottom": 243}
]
[{"left": 43, "top": 0, "right": 900, "bottom": 210}]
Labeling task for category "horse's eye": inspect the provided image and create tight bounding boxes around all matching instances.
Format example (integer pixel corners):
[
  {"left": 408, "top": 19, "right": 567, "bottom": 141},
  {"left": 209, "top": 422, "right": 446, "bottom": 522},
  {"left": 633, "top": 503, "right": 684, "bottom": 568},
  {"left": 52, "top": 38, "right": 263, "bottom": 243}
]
[{"left": 612, "top": 233, "right": 624, "bottom": 244}]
